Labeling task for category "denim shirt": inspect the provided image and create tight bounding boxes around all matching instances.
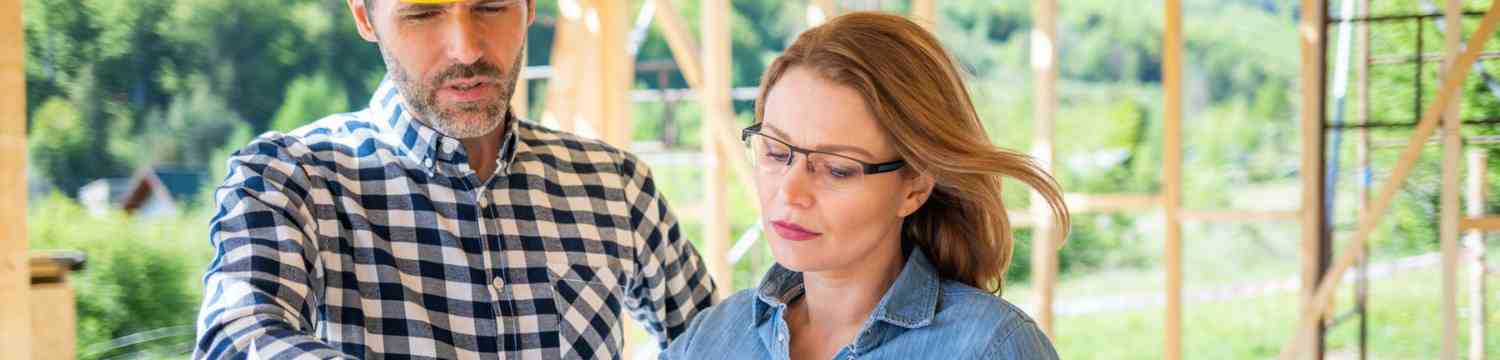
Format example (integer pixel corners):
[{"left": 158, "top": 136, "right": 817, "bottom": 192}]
[{"left": 663, "top": 250, "right": 1058, "bottom": 359}]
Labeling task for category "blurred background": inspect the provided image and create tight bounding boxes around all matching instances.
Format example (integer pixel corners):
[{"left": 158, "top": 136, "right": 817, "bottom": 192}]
[{"left": 8, "top": 0, "right": 1500, "bottom": 359}]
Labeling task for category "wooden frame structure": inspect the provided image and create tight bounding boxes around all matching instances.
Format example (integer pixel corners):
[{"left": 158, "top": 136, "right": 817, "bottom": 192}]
[
  {"left": 2, "top": 0, "right": 31, "bottom": 357},
  {"left": 2, "top": 1, "right": 1494, "bottom": 358}
]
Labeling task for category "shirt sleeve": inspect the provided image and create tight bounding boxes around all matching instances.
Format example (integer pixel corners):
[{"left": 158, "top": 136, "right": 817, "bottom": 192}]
[
  {"left": 983, "top": 318, "right": 1060, "bottom": 360},
  {"left": 617, "top": 151, "right": 718, "bottom": 350},
  {"left": 195, "top": 135, "right": 351, "bottom": 360}
]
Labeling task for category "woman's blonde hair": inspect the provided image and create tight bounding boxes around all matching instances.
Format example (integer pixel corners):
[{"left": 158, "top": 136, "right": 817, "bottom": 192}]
[{"left": 754, "top": 12, "right": 1070, "bottom": 294}]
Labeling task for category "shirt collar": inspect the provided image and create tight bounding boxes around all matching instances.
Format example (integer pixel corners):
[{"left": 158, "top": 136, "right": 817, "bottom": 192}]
[
  {"left": 750, "top": 247, "right": 944, "bottom": 347},
  {"left": 366, "top": 77, "right": 522, "bottom": 175}
]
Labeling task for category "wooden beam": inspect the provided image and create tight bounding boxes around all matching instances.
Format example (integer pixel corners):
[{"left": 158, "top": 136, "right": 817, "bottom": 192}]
[
  {"left": 1438, "top": 1, "right": 1463, "bottom": 359},
  {"left": 1162, "top": 0, "right": 1184, "bottom": 358},
  {"left": 1464, "top": 149, "right": 1487, "bottom": 360},
  {"left": 1030, "top": 0, "right": 1059, "bottom": 337},
  {"left": 1179, "top": 210, "right": 1299, "bottom": 223},
  {"left": 1, "top": 0, "right": 30, "bottom": 356},
  {"left": 1279, "top": 1, "right": 1500, "bottom": 358},
  {"left": 911, "top": 0, "right": 936, "bottom": 30},
  {"left": 701, "top": 0, "right": 732, "bottom": 298},
  {"left": 1063, "top": 193, "right": 1160, "bottom": 213},
  {"left": 1460, "top": 216, "right": 1500, "bottom": 231},
  {"left": 653, "top": 0, "right": 760, "bottom": 211},
  {"left": 598, "top": 0, "right": 633, "bottom": 147},
  {"left": 543, "top": 3, "right": 583, "bottom": 132},
  {"left": 1294, "top": 0, "right": 1328, "bottom": 358},
  {"left": 512, "top": 46, "right": 529, "bottom": 120}
]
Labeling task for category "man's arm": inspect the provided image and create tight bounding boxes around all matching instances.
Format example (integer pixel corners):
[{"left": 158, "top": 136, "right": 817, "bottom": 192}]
[
  {"left": 195, "top": 136, "right": 348, "bottom": 359},
  {"left": 618, "top": 152, "right": 718, "bottom": 349}
]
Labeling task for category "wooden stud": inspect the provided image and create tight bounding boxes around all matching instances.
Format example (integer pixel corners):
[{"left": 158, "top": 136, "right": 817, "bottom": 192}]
[
  {"left": 1, "top": 0, "right": 30, "bottom": 356},
  {"left": 544, "top": 2, "right": 582, "bottom": 132},
  {"left": 512, "top": 46, "right": 529, "bottom": 120},
  {"left": 653, "top": 0, "right": 759, "bottom": 211},
  {"left": 911, "top": 0, "right": 937, "bottom": 30},
  {"left": 1439, "top": 1, "right": 1463, "bottom": 359},
  {"left": 1030, "top": 0, "right": 1059, "bottom": 337},
  {"left": 1464, "top": 150, "right": 1487, "bottom": 360},
  {"left": 701, "top": 0, "right": 732, "bottom": 297},
  {"left": 1162, "top": 0, "right": 1184, "bottom": 358},
  {"left": 1295, "top": 0, "right": 1327, "bottom": 358},
  {"left": 598, "top": 0, "right": 634, "bottom": 147},
  {"left": 1279, "top": 1, "right": 1500, "bottom": 358}
]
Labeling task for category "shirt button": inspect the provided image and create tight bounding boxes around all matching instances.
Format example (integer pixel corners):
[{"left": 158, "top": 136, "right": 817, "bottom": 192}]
[
  {"left": 777, "top": 332, "right": 785, "bottom": 342},
  {"left": 492, "top": 277, "right": 505, "bottom": 288}
]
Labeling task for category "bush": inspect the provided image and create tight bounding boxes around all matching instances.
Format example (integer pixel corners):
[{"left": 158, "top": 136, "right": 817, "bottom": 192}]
[{"left": 29, "top": 193, "right": 211, "bottom": 358}]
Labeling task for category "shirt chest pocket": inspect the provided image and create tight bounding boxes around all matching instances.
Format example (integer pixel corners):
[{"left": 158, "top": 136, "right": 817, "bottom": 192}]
[{"left": 547, "top": 261, "right": 624, "bottom": 359}]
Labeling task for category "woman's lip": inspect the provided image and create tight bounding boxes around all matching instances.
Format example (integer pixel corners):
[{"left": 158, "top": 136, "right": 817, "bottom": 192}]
[{"left": 770, "top": 220, "right": 821, "bottom": 241}]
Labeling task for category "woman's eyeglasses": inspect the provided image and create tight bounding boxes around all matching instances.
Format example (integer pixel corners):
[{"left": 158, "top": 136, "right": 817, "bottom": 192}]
[{"left": 740, "top": 123, "right": 906, "bottom": 191}]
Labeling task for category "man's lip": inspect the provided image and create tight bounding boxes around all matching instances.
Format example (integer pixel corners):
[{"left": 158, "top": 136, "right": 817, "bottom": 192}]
[
  {"left": 770, "top": 220, "right": 821, "bottom": 241},
  {"left": 443, "top": 77, "right": 498, "bottom": 88}
]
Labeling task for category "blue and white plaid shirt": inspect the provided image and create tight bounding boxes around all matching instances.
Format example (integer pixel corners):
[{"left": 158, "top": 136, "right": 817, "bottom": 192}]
[{"left": 196, "top": 79, "right": 716, "bottom": 359}]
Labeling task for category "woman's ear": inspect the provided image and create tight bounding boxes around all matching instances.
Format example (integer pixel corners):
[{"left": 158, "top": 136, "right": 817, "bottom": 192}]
[{"left": 898, "top": 173, "right": 935, "bottom": 217}]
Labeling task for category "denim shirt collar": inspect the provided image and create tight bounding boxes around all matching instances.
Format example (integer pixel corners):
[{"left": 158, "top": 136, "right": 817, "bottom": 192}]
[
  {"left": 367, "top": 77, "right": 521, "bottom": 177},
  {"left": 750, "top": 248, "right": 943, "bottom": 353}
]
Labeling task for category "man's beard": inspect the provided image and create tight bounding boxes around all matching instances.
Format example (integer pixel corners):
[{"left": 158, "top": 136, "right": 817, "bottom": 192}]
[{"left": 381, "top": 47, "right": 524, "bottom": 139}]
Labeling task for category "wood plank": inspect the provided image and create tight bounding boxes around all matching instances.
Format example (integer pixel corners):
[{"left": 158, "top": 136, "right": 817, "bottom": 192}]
[
  {"left": 1, "top": 0, "right": 31, "bottom": 355},
  {"left": 1179, "top": 210, "right": 1299, "bottom": 223},
  {"left": 1278, "top": 1, "right": 1500, "bottom": 358},
  {"left": 29, "top": 281, "right": 72, "bottom": 360},
  {"left": 1062, "top": 193, "right": 1160, "bottom": 212},
  {"left": 598, "top": 0, "right": 634, "bottom": 147},
  {"left": 1162, "top": 0, "right": 1185, "bottom": 358},
  {"left": 512, "top": 46, "right": 529, "bottom": 120},
  {"left": 1295, "top": 0, "right": 1328, "bottom": 358},
  {"left": 543, "top": 5, "right": 582, "bottom": 132},
  {"left": 1464, "top": 150, "right": 1487, "bottom": 360},
  {"left": 1460, "top": 216, "right": 1500, "bottom": 231},
  {"left": 701, "top": 0, "right": 732, "bottom": 298},
  {"left": 911, "top": 0, "right": 936, "bottom": 29},
  {"left": 1030, "top": 0, "right": 1059, "bottom": 337},
  {"left": 653, "top": 0, "right": 760, "bottom": 212},
  {"left": 1438, "top": 1, "right": 1463, "bottom": 359}
]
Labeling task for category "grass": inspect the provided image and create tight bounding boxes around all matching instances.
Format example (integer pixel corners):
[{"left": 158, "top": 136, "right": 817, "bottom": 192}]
[{"left": 1028, "top": 256, "right": 1500, "bottom": 359}]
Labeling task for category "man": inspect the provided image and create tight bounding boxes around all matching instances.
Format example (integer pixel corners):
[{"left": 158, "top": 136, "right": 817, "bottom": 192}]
[{"left": 194, "top": 0, "right": 716, "bottom": 358}]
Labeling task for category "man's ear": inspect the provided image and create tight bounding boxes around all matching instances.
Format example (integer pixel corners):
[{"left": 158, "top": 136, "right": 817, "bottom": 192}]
[
  {"left": 898, "top": 173, "right": 935, "bottom": 218},
  {"left": 347, "top": 0, "right": 379, "bottom": 43}
]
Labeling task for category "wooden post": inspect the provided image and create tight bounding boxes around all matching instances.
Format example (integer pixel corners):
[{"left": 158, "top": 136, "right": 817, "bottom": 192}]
[
  {"left": 1355, "top": 0, "right": 1371, "bottom": 358},
  {"left": 1296, "top": 0, "right": 1328, "bottom": 358},
  {"left": 653, "top": 0, "right": 760, "bottom": 211},
  {"left": 0, "top": 0, "right": 30, "bottom": 356},
  {"left": 1279, "top": 1, "right": 1500, "bottom": 358},
  {"left": 544, "top": 2, "right": 582, "bottom": 132},
  {"left": 1162, "top": 0, "right": 1184, "bottom": 359},
  {"left": 1030, "top": 0, "right": 1059, "bottom": 338},
  {"left": 597, "top": 0, "right": 633, "bottom": 147},
  {"left": 911, "top": 0, "right": 937, "bottom": 30},
  {"left": 1465, "top": 149, "right": 1487, "bottom": 360},
  {"left": 701, "top": 0, "right": 732, "bottom": 297},
  {"left": 511, "top": 47, "right": 529, "bottom": 120},
  {"left": 29, "top": 258, "right": 75, "bottom": 360},
  {"left": 1438, "top": 2, "right": 1462, "bottom": 358}
]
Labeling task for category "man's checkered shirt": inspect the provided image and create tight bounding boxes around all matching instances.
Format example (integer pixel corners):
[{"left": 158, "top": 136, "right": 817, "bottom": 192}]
[{"left": 195, "top": 79, "right": 717, "bottom": 359}]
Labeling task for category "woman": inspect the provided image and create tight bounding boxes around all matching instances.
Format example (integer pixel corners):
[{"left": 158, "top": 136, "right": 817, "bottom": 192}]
[{"left": 664, "top": 12, "right": 1070, "bottom": 360}]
